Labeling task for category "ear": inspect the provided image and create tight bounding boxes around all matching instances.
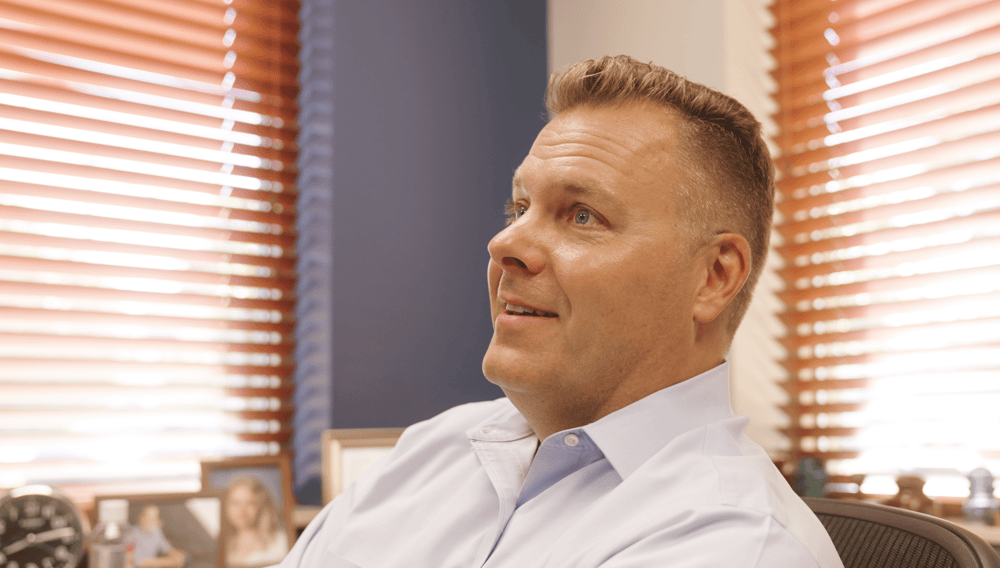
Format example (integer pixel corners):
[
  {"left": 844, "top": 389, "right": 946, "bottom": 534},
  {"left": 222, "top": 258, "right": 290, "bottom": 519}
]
[{"left": 692, "top": 233, "right": 751, "bottom": 324}]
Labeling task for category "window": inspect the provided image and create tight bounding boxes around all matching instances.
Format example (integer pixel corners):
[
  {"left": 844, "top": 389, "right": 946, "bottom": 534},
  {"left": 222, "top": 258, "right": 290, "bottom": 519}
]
[
  {"left": 0, "top": 0, "right": 300, "bottom": 502},
  {"left": 772, "top": 0, "right": 1000, "bottom": 497}
]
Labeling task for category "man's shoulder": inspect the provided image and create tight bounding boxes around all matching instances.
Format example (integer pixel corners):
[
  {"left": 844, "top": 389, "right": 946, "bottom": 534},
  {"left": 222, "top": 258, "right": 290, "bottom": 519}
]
[{"left": 610, "top": 418, "right": 842, "bottom": 567}]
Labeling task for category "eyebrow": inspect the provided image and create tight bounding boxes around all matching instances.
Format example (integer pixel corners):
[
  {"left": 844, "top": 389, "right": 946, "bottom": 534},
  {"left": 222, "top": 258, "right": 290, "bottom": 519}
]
[{"left": 511, "top": 170, "right": 525, "bottom": 194}]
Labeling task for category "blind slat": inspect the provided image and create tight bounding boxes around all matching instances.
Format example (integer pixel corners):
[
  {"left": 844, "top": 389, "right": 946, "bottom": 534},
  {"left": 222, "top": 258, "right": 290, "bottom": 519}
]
[
  {"left": 771, "top": 0, "right": 998, "bottom": 71},
  {"left": 783, "top": 99, "right": 1000, "bottom": 170},
  {"left": 775, "top": 75, "right": 1000, "bottom": 149}
]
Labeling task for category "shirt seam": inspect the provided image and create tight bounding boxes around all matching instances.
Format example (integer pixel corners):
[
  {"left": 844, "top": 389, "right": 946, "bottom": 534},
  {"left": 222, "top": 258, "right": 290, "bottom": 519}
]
[{"left": 700, "top": 427, "right": 732, "bottom": 506}]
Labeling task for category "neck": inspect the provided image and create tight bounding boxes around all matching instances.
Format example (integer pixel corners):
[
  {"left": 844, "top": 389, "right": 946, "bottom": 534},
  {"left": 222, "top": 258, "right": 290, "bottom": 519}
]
[{"left": 504, "top": 352, "right": 725, "bottom": 441}]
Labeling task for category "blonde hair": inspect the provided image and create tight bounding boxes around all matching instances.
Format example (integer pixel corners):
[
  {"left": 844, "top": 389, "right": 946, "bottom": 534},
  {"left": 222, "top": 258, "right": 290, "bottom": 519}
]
[
  {"left": 224, "top": 476, "right": 283, "bottom": 558},
  {"left": 546, "top": 55, "right": 774, "bottom": 336}
]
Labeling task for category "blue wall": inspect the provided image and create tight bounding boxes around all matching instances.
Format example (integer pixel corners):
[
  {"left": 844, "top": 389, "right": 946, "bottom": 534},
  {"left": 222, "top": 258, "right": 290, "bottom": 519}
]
[
  {"left": 292, "top": 1, "right": 547, "bottom": 503},
  {"left": 330, "top": 1, "right": 547, "bottom": 425},
  {"left": 294, "top": 0, "right": 546, "bottom": 503}
]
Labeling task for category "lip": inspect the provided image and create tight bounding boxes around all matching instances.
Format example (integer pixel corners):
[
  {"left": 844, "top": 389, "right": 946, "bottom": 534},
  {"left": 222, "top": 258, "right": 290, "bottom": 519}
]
[
  {"left": 495, "top": 294, "right": 559, "bottom": 323},
  {"left": 494, "top": 311, "right": 558, "bottom": 331}
]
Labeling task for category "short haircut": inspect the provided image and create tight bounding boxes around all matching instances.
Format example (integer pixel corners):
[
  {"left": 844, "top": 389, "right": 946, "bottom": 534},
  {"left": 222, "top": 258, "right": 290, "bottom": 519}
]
[{"left": 545, "top": 55, "right": 775, "bottom": 336}]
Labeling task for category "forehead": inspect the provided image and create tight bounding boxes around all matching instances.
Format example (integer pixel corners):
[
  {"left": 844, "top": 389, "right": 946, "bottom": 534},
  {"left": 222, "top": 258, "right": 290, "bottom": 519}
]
[{"left": 512, "top": 103, "right": 682, "bottom": 198}]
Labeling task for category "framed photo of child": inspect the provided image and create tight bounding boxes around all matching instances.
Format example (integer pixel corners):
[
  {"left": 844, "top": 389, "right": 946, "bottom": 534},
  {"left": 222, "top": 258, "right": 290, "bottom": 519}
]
[
  {"left": 93, "top": 493, "right": 224, "bottom": 568},
  {"left": 200, "top": 455, "right": 295, "bottom": 568}
]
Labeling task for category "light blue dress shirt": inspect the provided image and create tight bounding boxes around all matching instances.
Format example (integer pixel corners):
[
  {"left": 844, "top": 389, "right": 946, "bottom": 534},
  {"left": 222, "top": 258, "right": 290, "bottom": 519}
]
[{"left": 278, "top": 363, "right": 843, "bottom": 567}]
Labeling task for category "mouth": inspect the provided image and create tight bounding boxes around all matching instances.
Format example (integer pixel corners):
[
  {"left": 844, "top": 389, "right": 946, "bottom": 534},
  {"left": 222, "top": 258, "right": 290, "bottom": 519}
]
[{"left": 504, "top": 303, "right": 557, "bottom": 318}]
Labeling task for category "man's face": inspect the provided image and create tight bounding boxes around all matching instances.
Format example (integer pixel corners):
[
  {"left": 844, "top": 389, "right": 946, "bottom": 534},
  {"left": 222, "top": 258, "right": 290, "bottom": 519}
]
[{"left": 482, "top": 103, "right": 707, "bottom": 419}]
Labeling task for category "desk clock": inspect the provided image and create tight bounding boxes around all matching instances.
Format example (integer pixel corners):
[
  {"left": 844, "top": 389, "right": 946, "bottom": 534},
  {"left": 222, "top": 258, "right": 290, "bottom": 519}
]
[{"left": 0, "top": 486, "right": 87, "bottom": 568}]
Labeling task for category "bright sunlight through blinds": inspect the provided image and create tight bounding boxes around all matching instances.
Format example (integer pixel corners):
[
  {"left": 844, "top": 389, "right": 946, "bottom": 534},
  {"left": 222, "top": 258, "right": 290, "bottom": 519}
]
[
  {"left": 771, "top": 0, "right": 1000, "bottom": 498},
  {"left": 0, "top": 0, "right": 300, "bottom": 503}
]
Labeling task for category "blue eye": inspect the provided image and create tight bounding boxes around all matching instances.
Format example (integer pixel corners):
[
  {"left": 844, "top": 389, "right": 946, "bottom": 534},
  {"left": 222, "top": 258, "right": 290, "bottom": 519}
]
[
  {"left": 574, "top": 209, "right": 591, "bottom": 224},
  {"left": 504, "top": 200, "right": 527, "bottom": 225}
]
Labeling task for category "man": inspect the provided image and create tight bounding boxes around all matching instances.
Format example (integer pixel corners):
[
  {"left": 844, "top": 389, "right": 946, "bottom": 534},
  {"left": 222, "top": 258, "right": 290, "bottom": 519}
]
[{"left": 278, "top": 56, "right": 843, "bottom": 567}]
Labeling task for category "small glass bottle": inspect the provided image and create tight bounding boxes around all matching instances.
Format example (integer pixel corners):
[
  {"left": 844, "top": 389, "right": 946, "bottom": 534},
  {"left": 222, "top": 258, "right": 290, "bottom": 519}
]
[
  {"left": 89, "top": 499, "right": 131, "bottom": 568},
  {"left": 963, "top": 467, "right": 1000, "bottom": 525}
]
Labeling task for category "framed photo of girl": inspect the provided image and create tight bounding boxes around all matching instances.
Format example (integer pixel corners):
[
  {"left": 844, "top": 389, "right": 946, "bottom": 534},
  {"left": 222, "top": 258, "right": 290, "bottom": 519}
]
[{"left": 200, "top": 455, "right": 295, "bottom": 568}]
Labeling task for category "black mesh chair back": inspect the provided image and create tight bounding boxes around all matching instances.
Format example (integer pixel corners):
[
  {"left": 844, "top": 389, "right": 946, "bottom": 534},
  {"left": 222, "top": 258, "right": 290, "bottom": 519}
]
[{"left": 805, "top": 497, "right": 1000, "bottom": 568}]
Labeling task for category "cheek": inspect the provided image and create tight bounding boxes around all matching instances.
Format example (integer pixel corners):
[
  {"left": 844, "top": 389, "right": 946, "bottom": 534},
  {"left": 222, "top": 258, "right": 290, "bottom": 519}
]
[
  {"left": 566, "top": 248, "right": 680, "bottom": 321},
  {"left": 556, "top": 243, "right": 638, "bottom": 291},
  {"left": 552, "top": 250, "right": 628, "bottom": 323}
]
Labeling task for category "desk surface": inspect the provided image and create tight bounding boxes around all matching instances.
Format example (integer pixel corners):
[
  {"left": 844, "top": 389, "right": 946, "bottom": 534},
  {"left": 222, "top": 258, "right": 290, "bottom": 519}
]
[{"left": 947, "top": 518, "right": 1000, "bottom": 545}]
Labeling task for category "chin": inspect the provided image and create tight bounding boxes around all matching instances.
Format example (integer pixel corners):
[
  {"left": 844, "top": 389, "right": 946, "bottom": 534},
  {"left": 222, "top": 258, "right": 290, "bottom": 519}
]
[
  {"left": 481, "top": 348, "right": 505, "bottom": 387},
  {"left": 483, "top": 345, "right": 519, "bottom": 388},
  {"left": 482, "top": 347, "right": 548, "bottom": 394}
]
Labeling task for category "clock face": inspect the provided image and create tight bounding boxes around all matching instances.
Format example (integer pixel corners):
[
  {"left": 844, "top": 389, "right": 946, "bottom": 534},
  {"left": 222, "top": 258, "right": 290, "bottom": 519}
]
[{"left": 0, "top": 486, "right": 86, "bottom": 568}]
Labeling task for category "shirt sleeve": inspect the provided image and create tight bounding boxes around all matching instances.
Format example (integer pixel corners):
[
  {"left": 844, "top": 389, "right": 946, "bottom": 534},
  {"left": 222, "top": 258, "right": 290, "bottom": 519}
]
[
  {"left": 595, "top": 507, "right": 825, "bottom": 568},
  {"left": 152, "top": 528, "right": 174, "bottom": 556}
]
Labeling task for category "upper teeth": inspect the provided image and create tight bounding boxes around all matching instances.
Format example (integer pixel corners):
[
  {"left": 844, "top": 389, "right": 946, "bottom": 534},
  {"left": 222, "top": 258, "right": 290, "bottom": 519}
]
[{"left": 506, "top": 303, "right": 554, "bottom": 317}]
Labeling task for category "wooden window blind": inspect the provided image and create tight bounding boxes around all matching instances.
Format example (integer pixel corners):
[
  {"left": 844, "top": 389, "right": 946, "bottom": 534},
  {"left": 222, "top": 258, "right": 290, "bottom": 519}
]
[
  {"left": 0, "top": 0, "right": 300, "bottom": 503},
  {"left": 771, "top": 0, "right": 1000, "bottom": 497}
]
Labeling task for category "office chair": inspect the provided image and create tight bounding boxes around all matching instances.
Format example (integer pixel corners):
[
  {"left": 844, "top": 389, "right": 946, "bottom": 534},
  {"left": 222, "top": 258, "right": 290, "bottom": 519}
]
[{"left": 805, "top": 497, "right": 1000, "bottom": 568}]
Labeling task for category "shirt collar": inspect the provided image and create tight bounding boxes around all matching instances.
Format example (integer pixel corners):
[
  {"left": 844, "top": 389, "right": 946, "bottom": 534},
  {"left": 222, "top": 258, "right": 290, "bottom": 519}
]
[
  {"left": 467, "top": 362, "right": 735, "bottom": 478},
  {"left": 582, "top": 361, "right": 735, "bottom": 479},
  {"left": 467, "top": 399, "right": 536, "bottom": 443}
]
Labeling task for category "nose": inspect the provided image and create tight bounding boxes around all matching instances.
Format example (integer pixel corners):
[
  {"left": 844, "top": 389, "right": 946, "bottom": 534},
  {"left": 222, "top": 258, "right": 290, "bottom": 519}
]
[{"left": 487, "top": 217, "right": 545, "bottom": 275}]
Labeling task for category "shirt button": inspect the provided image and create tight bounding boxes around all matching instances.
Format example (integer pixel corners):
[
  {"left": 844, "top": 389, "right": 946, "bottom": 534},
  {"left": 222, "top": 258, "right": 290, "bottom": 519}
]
[{"left": 563, "top": 433, "right": 579, "bottom": 447}]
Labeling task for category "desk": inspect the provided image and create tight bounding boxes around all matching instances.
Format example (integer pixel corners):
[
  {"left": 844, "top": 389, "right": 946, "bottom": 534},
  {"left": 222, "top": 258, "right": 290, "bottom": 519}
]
[{"left": 948, "top": 518, "right": 1000, "bottom": 546}]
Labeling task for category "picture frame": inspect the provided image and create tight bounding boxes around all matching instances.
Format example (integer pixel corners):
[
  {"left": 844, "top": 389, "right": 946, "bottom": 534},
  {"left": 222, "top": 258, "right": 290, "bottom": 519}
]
[
  {"left": 200, "top": 455, "right": 295, "bottom": 568},
  {"left": 94, "top": 492, "right": 224, "bottom": 568},
  {"left": 322, "top": 428, "right": 405, "bottom": 503}
]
